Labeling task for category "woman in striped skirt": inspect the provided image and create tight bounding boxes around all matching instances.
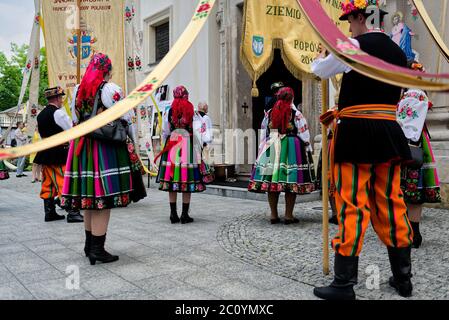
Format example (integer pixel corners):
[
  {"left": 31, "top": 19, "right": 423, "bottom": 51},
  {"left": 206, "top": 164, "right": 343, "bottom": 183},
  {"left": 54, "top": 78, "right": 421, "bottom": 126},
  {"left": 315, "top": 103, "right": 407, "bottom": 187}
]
[
  {"left": 156, "top": 85, "right": 214, "bottom": 224},
  {"left": 61, "top": 53, "right": 146, "bottom": 265},
  {"left": 397, "top": 61, "right": 441, "bottom": 248},
  {"left": 248, "top": 87, "right": 315, "bottom": 224}
]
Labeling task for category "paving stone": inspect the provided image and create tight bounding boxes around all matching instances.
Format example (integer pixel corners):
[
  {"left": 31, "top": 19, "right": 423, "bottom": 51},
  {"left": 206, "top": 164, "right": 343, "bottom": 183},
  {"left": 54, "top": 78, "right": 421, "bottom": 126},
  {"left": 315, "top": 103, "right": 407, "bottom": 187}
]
[
  {"left": 105, "top": 262, "right": 155, "bottom": 282},
  {"left": 0, "top": 279, "right": 35, "bottom": 300},
  {"left": 1, "top": 251, "right": 52, "bottom": 274},
  {"left": 0, "top": 266, "right": 17, "bottom": 286},
  {"left": 27, "top": 278, "right": 88, "bottom": 300},
  {"left": 81, "top": 274, "right": 142, "bottom": 298},
  {"left": 14, "top": 267, "right": 65, "bottom": 285},
  {"left": 158, "top": 286, "right": 221, "bottom": 300},
  {"left": 133, "top": 275, "right": 185, "bottom": 295}
]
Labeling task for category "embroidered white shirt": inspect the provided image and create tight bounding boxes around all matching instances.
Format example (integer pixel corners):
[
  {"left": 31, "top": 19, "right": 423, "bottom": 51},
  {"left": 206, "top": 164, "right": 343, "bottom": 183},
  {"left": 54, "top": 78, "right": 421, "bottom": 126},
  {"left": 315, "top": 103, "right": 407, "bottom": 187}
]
[{"left": 396, "top": 89, "right": 431, "bottom": 142}]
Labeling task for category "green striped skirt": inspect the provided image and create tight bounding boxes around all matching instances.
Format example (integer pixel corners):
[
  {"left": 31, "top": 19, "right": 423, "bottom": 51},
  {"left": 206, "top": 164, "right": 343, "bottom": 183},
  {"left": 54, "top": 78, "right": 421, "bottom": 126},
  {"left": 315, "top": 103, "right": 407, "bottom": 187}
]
[
  {"left": 401, "top": 130, "right": 441, "bottom": 204},
  {"left": 61, "top": 137, "right": 146, "bottom": 210},
  {"left": 248, "top": 135, "right": 316, "bottom": 194},
  {"left": 157, "top": 133, "right": 213, "bottom": 193}
]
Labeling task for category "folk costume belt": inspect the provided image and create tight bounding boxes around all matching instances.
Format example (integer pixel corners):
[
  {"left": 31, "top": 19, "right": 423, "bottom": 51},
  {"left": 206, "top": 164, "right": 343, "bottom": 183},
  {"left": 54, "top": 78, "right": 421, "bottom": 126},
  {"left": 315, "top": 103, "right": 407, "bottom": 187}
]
[{"left": 320, "top": 104, "right": 397, "bottom": 192}]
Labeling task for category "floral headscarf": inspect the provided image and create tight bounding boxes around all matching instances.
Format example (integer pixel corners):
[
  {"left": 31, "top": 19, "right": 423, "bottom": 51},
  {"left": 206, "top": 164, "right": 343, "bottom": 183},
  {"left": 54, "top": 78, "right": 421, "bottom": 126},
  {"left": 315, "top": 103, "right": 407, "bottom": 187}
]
[
  {"left": 76, "top": 53, "right": 112, "bottom": 109},
  {"left": 271, "top": 87, "right": 295, "bottom": 134},
  {"left": 171, "top": 85, "right": 194, "bottom": 128},
  {"left": 173, "top": 85, "right": 189, "bottom": 100}
]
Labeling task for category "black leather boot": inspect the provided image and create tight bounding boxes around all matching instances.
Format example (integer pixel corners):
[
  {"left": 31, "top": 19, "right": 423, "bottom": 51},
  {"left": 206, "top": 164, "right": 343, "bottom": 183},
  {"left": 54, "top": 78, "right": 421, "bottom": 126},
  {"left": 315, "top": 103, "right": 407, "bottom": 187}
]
[
  {"left": 44, "top": 199, "right": 65, "bottom": 222},
  {"left": 88, "top": 234, "right": 119, "bottom": 266},
  {"left": 410, "top": 222, "right": 422, "bottom": 249},
  {"left": 66, "top": 209, "right": 84, "bottom": 223},
  {"left": 180, "top": 203, "right": 194, "bottom": 224},
  {"left": 313, "top": 254, "right": 358, "bottom": 300},
  {"left": 84, "top": 230, "right": 92, "bottom": 257},
  {"left": 388, "top": 246, "right": 413, "bottom": 297},
  {"left": 170, "top": 202, "right": 180, "bottom": 224},
  {"left": 329, "top": 215, "right": 339, "bottom": 226}
]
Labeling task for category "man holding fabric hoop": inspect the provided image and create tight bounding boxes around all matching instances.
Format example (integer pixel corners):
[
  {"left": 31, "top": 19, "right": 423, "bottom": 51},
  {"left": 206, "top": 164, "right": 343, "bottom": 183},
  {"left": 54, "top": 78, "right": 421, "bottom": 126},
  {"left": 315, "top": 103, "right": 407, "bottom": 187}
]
[{"left": 311, "top": 0, "right": 414, "bottom": 300}]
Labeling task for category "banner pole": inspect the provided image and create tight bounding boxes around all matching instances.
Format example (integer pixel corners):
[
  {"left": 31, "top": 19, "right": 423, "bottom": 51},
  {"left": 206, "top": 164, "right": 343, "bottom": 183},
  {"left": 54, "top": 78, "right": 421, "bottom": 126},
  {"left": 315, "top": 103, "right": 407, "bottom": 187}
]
[
  {"left": 76, "top": 0, "right": 81, "bottom": 84},
  {"left": 321, "top": 79, "right": 330, "bottom": 275}
]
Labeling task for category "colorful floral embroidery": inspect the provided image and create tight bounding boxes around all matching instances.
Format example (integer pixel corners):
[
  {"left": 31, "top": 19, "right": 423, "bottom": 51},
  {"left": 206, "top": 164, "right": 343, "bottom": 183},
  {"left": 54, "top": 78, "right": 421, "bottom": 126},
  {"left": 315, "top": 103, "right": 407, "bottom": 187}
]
[
  {"left": 127, "top": 56, "right": 135, "bottom": 71},
  {"left": 336, "top": 39, "right": 367, "bottom": 55},
  {"left": 125, "top": 6, "right": 135, "bottom": 23},
  {"left": 397, "top": 104, "right": 419, "bottom": 120},
  {"left": 193, "top": 1, "right": 212, "bottom": 20},
  {"left": 135, "top": 55, "right": 142, "bottom": 71}
]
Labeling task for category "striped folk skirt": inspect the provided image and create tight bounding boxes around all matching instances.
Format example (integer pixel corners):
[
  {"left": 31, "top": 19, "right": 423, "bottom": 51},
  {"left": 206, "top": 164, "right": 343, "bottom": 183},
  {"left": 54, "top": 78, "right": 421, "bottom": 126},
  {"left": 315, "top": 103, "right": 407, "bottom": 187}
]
[
  {"left": 0, "top": 160, "right": 9, "bottom": 180},
  {"left": 401, "top": 130, "right": 441, "bottom": 204},
  {"left": 248, "top": 135, "right": 316, "bottom": 194},
  {"left": 61, "top": 137, "right": 146, "bottom": 211},
  {"left": 157, "top": 133, "right": 214, "bottom": 193}
]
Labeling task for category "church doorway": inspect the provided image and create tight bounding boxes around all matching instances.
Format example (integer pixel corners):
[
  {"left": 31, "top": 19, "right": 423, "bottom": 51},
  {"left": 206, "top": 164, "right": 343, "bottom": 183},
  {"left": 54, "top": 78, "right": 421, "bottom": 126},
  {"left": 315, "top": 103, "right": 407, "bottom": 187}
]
[{"left": 251, "top": 49, "right": 303, "bottom": 148}]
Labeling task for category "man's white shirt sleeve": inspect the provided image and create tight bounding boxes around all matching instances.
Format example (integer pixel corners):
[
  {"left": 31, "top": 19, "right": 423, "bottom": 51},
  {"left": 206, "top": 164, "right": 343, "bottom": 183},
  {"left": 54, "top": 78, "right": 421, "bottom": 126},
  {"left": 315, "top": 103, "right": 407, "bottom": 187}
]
[
  {"left": 54, "top": 109, "right": 73, "bottom": 131},
  {"left": 311, "top": 38, "right": 359, "bottom": 79}
]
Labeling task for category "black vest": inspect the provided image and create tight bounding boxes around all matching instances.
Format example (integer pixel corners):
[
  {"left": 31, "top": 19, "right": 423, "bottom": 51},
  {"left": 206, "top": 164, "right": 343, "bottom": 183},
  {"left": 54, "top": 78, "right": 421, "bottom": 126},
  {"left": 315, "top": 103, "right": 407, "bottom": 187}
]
[
  {"left": 335, "top": 32, "right": 411, "bottom": 164},
  {"left": 34, "top": 105, "right": 69, "bottom": 166}
]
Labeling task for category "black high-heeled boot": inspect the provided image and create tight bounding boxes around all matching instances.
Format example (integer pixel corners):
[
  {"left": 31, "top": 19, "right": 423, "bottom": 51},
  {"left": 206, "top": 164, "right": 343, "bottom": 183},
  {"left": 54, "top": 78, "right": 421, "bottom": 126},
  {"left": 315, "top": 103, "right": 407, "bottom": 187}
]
[
  {"left": 88, "top": 234, "right": 119, "bottom": 266},
  {"left": 410, "top": 222, "right": 422, "bottom": 248},
  {"left": 313, "top": 254, "right": 358, "bottom": 300},
  {"left": 84, "top": 230, "right": 92, "bottom": 257},
  {"left": 170, "top": 202, "right": 180, "bottom": 224},
  {"left": 180, "top": 203, "right": 194, "bottom": 224}
]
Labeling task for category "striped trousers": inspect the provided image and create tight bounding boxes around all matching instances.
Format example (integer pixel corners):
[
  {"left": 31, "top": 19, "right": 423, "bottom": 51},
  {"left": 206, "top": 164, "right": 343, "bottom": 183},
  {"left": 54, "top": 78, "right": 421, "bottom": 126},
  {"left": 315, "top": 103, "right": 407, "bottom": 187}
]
[
  {"left": 40, "top": 165, "right": 65, "bottom": 200},
  {"left": 332, "top": 162, "right": 413, "bottom": 257}
]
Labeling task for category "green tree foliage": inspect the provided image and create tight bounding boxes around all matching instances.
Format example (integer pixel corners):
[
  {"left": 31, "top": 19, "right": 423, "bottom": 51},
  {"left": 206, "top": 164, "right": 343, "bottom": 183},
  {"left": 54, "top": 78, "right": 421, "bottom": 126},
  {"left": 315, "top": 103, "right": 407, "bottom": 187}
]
[{"left": 0, "top": 43, "right": 48, "bottom": 112}]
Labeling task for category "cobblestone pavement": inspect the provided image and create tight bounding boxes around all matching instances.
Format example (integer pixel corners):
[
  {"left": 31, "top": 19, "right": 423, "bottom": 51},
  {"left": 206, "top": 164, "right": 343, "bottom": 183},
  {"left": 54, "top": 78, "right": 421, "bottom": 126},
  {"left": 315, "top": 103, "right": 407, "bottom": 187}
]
[{"left": 1, "top": 175, "right": 449, "bottom": 300}]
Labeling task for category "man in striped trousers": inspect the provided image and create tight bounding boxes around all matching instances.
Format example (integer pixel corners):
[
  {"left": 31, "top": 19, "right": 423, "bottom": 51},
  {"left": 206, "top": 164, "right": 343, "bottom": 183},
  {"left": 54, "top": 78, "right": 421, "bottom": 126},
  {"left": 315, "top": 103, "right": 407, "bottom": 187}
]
[
  {"left": 34, "top": 87, "right": 84, "bottom": 223},
  {"left": 311, "top": 2, "right": 414, "bottom": 300}
]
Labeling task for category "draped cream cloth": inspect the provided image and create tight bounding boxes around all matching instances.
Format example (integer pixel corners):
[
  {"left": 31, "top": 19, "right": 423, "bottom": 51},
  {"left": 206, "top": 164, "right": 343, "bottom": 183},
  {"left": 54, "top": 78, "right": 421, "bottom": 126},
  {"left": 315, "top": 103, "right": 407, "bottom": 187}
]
[
  {"left": 240, "top": 0, "right": 348, "bottom": 96},
  {"left": 27, "top": 0, "right": 42, "bottom": 135},
  {"left": 42, "top": 0, "right": 126, "bottom": 96}
]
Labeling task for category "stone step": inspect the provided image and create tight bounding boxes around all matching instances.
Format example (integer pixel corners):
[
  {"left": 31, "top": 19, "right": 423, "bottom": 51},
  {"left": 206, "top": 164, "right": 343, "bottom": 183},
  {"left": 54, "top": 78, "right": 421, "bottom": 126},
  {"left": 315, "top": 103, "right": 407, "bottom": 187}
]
[{"left": 203, "top": 184, "right": 321, "bottom": 203}]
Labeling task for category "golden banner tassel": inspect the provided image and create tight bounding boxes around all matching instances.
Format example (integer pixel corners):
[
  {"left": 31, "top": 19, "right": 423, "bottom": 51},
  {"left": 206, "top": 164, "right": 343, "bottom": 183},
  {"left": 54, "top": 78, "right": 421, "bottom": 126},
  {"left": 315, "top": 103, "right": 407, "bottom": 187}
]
[{"left": 251, "top": 79, "right": 259, "bottom": 97}]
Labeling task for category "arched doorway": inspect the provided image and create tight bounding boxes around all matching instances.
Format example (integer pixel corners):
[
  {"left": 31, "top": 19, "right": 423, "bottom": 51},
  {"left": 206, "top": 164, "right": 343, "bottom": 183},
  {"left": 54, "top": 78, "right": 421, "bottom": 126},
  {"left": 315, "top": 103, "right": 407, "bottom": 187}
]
[{"left": 252, "top": 49, "right": 303, "bottom": 147}]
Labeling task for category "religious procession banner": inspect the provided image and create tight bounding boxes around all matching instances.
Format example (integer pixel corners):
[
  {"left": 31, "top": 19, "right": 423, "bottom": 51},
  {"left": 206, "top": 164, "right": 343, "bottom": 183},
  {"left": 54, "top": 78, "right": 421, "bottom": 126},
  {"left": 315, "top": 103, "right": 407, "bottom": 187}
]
[
  {"left": 240, "top": 0, "right": 348, "bottom": 96},
  {"left": 42, "top": 0, "right": 125, "bottom": 95}
]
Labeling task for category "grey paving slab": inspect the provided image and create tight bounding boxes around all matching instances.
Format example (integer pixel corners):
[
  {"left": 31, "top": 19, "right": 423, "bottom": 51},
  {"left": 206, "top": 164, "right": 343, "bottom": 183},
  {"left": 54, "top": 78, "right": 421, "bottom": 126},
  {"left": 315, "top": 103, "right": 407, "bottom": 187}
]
[
  {"left": 176, "top": 271, "right": 230, "bottom": 290},
  {"left": 14, "top": 267, "right": 65, "bottom": 285},
  {"left": 158, "top": 286, "right": 221, "bottom": 300},
  {"left": 105, "top": 262, "right": 155, "bottom": 282},
  {"left": 0, "top": 266, "right": 17, "bottom": 286},
  {"left": 103, "top": 289, "right": 158, "bottom": 300},
  {"left": 81, "top": 274, "right": 143, "bottom": 299},
  {"left": 27, "top": 278, "right": 88, "bottom": 300},
  {"left": 0, "top": 279, "right": 35, "bottom": 300},
  {"left": 133, "top": 275, "right": 186, "bottom": 295},
  {"left": 1, "top": 251, "right": 53, "bottom": 274}
]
